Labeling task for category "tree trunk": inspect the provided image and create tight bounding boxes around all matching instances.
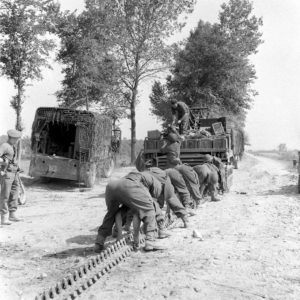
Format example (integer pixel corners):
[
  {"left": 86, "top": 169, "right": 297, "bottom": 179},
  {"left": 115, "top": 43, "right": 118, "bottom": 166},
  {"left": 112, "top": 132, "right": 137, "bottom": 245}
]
[
  {"left": 130, "top": 88, "right": 138, "bottom": 164},
  {"left": 15, "top": 86, "right": 23, "bottom": 164}
]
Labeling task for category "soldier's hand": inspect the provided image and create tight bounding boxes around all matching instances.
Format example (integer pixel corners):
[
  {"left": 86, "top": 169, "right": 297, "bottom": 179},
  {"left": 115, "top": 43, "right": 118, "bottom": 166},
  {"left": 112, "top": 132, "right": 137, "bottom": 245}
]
[
  {"left": 178, "top": 120, "right": 181, "bottom": 125},
  {"left": 0, "top": 171, "right": 5, "bottom": 176}
]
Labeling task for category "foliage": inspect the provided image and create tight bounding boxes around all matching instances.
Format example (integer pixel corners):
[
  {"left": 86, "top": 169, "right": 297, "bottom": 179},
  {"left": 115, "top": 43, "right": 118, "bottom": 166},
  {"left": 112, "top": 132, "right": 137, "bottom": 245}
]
[
  {"left": 150, "top": 0, "right": 263, "bottom": 129},
  {"left": 56, "top": 0, "right": 195, "bottom": 163},
  {"left": 102, "top": 0, "right": 195, "bottom": 163},
  {"left": 149, "top": 80, "right": 172, "bottom": 126},
  {"left": 0, "top": 0, "right": 59, "bottom": 130},
  {"left": 55, "top": 6, "right": 125, "bottom": 112}
]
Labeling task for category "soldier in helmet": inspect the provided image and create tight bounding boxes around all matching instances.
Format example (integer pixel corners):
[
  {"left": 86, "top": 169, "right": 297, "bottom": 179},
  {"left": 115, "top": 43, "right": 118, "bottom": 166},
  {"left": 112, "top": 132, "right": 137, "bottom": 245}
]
[
  {"left": 0, "top": 129, "right": 22, "bottom": 225},
  {"left": 203, "top": 154, "right": 225, "bottom": 195},
  {"left": 171, "top": 99, "right": 190, "bottom": 135},
  {"left": 160, "top": 126, "right": 182, "bottom": 168},
  {"left": 94, "top": 171, "right": 168, "bottom": 252}
]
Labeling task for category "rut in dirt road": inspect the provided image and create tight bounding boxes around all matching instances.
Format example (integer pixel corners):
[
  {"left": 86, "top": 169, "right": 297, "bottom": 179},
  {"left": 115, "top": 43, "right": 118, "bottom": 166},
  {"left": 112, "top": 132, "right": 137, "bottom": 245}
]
[{"left": 82, "top": 154, "right": 300, "bottom": 300}]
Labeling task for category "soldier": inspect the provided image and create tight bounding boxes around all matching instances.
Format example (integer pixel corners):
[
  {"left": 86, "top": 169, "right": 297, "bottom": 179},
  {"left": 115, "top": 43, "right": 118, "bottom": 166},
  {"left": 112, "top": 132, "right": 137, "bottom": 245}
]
[
  {"left": 165, "top": 168, "right": 194, "bottom": 210},
  {"left": 135, "top": 151, "right": 190, "bottom": 226},
  {"left": 94, "top": 171, "right": 168, "bottom": 253},
  {"left": 160, "top": 126, "right": 181, "bottom": 168},
  {"left": 175, "top": 164, "right": 203, "bottom": 207},
  {"left": 212, "top": 155, "right": 226, "bottom": 193},
  {"left": 0, "top": 129, "right": 22, "bottom": 225},
  {"left": 171, "top": 99, "right": 190, "bottom": 135},
  {"left": 203, "top": 154, "right": 225, "bottom": 194},
  {"left": 145, "top": 167, "right": 189, "bottom": 228}
]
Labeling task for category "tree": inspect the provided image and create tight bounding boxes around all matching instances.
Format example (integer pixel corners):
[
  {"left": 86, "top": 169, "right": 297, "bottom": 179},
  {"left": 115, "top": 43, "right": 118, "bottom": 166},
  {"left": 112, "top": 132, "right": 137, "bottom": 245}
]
[
  {"left": 55, "top": 6, "right": 124, "bottom": 112},
  {"left": 149, "top": 80, "right": 172, "bottom": 126},
  {"left": 0, "top": 0, "right": 59, "bottom": 131},
  {"left": 151, "top": 0, "right": 263, "bottom": 129},
  {"left": 103, "top": 0, "right": 195, "bottom": 163},
  {"left": 218, "top": 0, "right": 263, "bottom": 57}
]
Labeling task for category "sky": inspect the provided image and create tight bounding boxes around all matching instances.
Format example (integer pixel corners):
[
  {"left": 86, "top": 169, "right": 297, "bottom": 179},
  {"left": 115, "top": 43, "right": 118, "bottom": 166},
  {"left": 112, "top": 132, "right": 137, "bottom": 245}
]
[{"left": 0, "top": 0, "right": 299, "bottom": 150}]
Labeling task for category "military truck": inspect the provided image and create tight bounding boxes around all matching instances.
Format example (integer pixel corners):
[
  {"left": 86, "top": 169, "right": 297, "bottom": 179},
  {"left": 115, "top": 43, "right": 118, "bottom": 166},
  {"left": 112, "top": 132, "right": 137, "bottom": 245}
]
[
  {"left": 29, "top": 107, "right": 121, "bottom": 187},
  {"left": 143, "top": 106, "right": 244, "bottom": 191}
]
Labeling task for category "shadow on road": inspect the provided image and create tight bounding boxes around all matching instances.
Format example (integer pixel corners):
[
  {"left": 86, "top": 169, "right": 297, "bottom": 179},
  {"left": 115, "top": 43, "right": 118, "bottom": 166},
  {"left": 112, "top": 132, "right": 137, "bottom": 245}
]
[
  {"left": 262, "top": 184, "right": 299, "bottom": 196},
  {"left": 66, "top": 234, "right": 96, "bottom": 245},
  {"left": 44, "top": 246, "right": 96, "bottom": 259},
  {"left": 44, "top": 237, "right": 117, "bottom": 259}
]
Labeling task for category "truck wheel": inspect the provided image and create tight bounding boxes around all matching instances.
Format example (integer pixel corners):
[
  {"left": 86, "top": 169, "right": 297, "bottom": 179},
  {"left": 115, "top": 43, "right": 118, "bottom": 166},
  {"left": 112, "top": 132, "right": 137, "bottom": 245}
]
[
  {"left": 102, "top": 158, "right": 114, "bottom": 178},
  {"left": 84, "top": 163, "right": 96, "bottom": 188}
]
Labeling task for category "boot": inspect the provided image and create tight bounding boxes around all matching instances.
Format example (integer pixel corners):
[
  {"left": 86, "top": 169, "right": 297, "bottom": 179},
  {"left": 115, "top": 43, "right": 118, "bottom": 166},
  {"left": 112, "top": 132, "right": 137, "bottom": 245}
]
[
  {"left": 211, "top": 194, "right": 221, "bottom": 202},
  {"left": 181, "top": 215, "right": 189, "bottom": 228},
  {"left": 158, "top": 228, "right": 171, "bottom": 239},
  {"left": 157, "top": 220, "right": 171, "bottom": 239},
  {"left": 144, "top": 230, "right": 166, "bottom": 251},
  {"left": 9, "top": 211, "right": 22, "bottom": 222},
  {"left": 185, "top": 206, "right": 196, "bottom": 216},
  {"left": 94, "top": 235, "right": 105, "bottom": 253},
  {"left": 1, "top": 214, "right": 11, "bottom": 225},
  {"left": 144, "top": 240, "right": 167, "bottom": 251}
]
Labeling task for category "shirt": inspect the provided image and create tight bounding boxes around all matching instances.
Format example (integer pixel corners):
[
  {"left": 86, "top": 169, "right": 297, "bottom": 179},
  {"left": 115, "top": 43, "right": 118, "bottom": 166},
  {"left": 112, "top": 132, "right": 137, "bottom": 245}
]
[
  {"left": 171, "top": 101, "right": 190, "bottom": 120},
  {"left": 0, "top": 142, "right": 18, "bottom": 171},
  {"left": 125, "top": 171, "right": 162, "bottom": 199}
]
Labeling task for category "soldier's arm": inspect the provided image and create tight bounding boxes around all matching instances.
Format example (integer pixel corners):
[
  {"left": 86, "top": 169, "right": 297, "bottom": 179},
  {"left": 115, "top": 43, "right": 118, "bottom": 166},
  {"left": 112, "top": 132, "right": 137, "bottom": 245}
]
[
  {"left": 0, "top": 144, "right": 8, "bottom": 164},
  {"left": 159, "top": 140, "right": 168, "bottom": 153},
  {"left": 171, "top": 107, "right": 176, "bottom": 124},
  {"left": 178, "top": 103, "right": 188, "bottom": 122}
]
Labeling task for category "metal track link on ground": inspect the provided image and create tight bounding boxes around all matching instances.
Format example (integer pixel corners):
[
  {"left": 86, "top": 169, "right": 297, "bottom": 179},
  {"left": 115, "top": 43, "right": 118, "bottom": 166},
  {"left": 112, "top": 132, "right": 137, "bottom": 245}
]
[{"left": 34, "top": 216, "right": 183, "bottom": 300}]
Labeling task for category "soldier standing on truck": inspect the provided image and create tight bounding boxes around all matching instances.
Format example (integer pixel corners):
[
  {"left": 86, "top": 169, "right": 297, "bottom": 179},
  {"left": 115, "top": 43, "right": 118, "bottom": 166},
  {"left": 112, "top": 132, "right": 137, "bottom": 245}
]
[
  {"left": 171, "top": 99, "right": 190, "bottom": 135},
  {"left": 0, "top": 129, "right": 22, "bottom": 225},
  {"left": 160, "top": 126, "right": 182, "bottom": 168}
]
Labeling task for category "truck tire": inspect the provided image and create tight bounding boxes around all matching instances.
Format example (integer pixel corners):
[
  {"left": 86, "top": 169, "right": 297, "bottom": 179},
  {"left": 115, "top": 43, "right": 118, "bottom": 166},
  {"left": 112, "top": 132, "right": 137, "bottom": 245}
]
[
  {"left": 84, "top": 163, "right": 96, "bottom": 188},
  {"left": 102, "top": 158, "right": 115, "bottom": 178}
]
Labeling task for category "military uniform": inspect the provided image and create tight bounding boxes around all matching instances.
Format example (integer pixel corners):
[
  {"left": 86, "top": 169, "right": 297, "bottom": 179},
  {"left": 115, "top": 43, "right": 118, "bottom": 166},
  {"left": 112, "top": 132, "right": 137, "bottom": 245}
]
[
  {"left": 0, "top": 129, "right": 22, "bottom": 225},
  {"left": 165, "top": 168, "right": 192, "bottom": 207},
  {"left": 212, "top": 156, "right": 226, "bottom": 192},
  {"left": 175, "top": 164, "right": 202, "bottom": 204},
  {"left": 171, "top": 101, "right": 190, "bottom": 135},
  {"left": 95, "top": 172, "right": 164, "bottom": 251},
  {"left": 160, "top": 140, "right": 181, "bottom": 168},
  {"left": 146, "top": 167, "right": 188, "bottom": 221}
]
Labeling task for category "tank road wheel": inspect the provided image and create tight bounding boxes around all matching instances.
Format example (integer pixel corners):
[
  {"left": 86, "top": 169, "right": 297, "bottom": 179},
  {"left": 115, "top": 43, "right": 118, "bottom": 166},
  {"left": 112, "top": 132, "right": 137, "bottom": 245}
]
[
  {"left": 84, "top": 163, "right": 96, "bottom": 188},
  {"left": 102, "top": 158, "right": 115, "bottom": 178}
]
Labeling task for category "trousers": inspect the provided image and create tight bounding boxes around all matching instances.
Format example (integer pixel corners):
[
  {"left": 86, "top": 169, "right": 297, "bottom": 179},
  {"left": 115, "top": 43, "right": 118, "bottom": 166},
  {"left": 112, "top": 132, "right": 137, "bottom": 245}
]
[
  {"left": 166, "top": 168, "right": 192, "bottom": 207},
  {"left": 175, "top": 164, "right": 202, "bottom": 202},
  {"left": 97, "top": 178, "right": 156, "bottom": 240},
  {"left": 0, "top": 172, "right": 19, "bottom": 215}
]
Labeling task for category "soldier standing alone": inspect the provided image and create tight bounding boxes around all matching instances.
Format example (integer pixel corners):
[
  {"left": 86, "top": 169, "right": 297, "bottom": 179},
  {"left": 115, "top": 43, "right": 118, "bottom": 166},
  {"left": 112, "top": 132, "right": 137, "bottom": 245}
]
[
  {"left": 171, "top": 99, "right": 190, "bottom": 135},
  {"left": 0, "top": 129, "right": 22, "bottom": 225}
]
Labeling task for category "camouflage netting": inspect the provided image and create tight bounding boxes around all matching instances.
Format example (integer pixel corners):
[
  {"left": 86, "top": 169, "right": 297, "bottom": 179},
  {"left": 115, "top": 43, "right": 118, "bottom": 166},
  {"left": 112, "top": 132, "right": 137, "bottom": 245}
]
[{"left": 31, "top": 107, "right": 112, "bottom": 162}]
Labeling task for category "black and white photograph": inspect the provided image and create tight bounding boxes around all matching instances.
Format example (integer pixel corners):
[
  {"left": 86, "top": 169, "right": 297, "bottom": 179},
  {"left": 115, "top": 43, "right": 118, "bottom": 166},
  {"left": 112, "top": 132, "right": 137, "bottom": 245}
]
[{"left": 0, "top": 0, "right": 300, "bottom": 299}]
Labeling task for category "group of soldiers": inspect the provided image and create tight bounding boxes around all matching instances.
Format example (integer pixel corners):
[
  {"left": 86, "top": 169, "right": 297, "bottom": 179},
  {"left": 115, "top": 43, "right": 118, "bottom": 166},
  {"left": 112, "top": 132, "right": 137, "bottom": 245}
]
[
  {"left": 94, "top": 100, "right": 225, "bottom": 252},
  {"left": 0, "top": 101, "right": 225, "bottom": 256}
]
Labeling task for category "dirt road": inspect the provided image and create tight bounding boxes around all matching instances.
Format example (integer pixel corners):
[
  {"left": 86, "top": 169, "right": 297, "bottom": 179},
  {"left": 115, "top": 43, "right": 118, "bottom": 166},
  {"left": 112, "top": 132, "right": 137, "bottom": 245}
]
[{"left": 1, "top": 154, "right": 300, "bottom": 300}]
